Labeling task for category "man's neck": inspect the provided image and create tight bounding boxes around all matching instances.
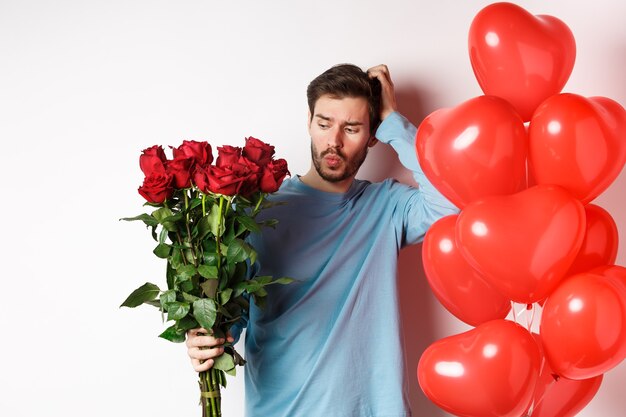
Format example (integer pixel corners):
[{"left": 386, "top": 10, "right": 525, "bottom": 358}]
[{"left": 300, "top": 167, "right": 354, "bottom": 193}]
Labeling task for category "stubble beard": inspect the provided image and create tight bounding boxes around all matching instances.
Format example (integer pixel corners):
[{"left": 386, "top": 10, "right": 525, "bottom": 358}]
[{"left": 310, "top": 141, "right": 370, "bottom": 183}]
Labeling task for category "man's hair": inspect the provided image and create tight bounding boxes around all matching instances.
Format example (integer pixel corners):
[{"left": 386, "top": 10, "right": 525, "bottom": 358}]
[{"left": 306, "top": 64, "right": 382, "bottom": 134}]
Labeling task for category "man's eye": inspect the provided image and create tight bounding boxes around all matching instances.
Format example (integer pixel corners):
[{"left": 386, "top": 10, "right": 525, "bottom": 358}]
[
  {"left": 318, "top": 124, "right": 329, "bottom": 129},
  {"left": 346, "top": 128, "right": 358, "bottom": 134}
]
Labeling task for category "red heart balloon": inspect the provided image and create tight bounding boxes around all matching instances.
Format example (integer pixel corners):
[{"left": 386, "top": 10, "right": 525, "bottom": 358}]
[
  {"left": 456, "top": 185, "right": 585, "bottom": 303},
  {"left": 423, "top": 214, "right": 511, "bottom": 326},
  {"left": 529, "top": 93, "right": 626, "bottom": 204},
  {"left": 468, "top": 2, "right": 576, "bottom": 121},
  {"left": 529, "top": 333, "right": 603, "bottom": 417},
  {"left": 566, "top": 204, "right": 619, "bottom": 276},
  {"left": 589, "top": 265, "right": 626, "bottom": 360},
  {"left": 418, "top": 319, "right": 540, "bottom": 417},
  {"left": 591, "top": 265, "right": 626, "bottom": 296},
  {"left": 416, "top": 95, "right": 527, "bottom": 208},
  {"left": 540, "top": 273, "right": 626, "bottom": 380}
]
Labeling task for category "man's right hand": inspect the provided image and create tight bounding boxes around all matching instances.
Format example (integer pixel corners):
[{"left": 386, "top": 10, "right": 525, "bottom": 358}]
[{"left": 186, "top": 328, "right": 235, "bottom": 372}]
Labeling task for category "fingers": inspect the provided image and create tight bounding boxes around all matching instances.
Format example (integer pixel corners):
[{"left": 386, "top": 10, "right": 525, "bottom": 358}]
[
  {"left": 367, "top": 64, "right": 393, "bottom": 87},
  {"left": 367, "top": 64, "right": 398, "bottom": 121},
  {"left": 189, "top": 345, "right": 225, "bottom": 361},
  {"left": 186, "top": 328, "right": 233, "bottom": 372},
  {"left": 191, "top": 357, "right": 214, "bottom": 372},
  {"left": 186, "top": 328, "right": 222, "bottom": 347}
]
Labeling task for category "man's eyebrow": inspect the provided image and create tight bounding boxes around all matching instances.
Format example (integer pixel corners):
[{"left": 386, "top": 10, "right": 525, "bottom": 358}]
[
  {"left": 314, "top": 114, "right": 363, "bottom": 126},
  {"left": 314, "top": 114, "right": 331, "bottom": 121}
]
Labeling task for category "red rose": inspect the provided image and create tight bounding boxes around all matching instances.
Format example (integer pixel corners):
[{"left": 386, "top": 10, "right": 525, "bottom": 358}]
[
  {"left": 215, "top": 145, "right": 242, "bottom": 168},
  {"left": 139, "top": 145, "right": 167, "bottom": 176},
  {"left": 243, "top": 136, "right": 275, "bottom": 167},
  {"left": 166, "top": 156, "right": 194, "bottom": 188},
  {"left": 172, "top": 140, "right": 213, "bottom": 167},
  {"left": 138, "top": 172, "right": 174, "bottom": 203},
  {"left": 194, "top": 165, "right": 243, "bottom": 196},
  {"left": 193, "top": 166, "right": 211, "bottom": 194},
  {"left": 259, "top": 158, "right": 290, "bottom": 193},
  {"left": 234, "top": 156, "right": 262, "bottom": 196}
]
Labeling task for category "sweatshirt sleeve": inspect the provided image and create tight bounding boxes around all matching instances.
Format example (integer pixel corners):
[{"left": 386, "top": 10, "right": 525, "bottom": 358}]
[{"left": 375, "top": 111, "right": 460, "bottom": 245}]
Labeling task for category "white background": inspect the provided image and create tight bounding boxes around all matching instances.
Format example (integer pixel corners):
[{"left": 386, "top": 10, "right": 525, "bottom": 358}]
[{"left": 1, "top": 0, "right": 625, "bottom": 416}]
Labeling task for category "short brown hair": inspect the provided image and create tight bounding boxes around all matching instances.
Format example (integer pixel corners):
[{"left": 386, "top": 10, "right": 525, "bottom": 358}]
[{"left": 306, "top": 64, "right": 382, "bottom": 134}]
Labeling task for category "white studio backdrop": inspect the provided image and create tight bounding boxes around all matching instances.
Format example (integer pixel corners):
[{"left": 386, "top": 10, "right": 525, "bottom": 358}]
[{"left": 1, "top": 0, "right": 624, "bottom": 416}]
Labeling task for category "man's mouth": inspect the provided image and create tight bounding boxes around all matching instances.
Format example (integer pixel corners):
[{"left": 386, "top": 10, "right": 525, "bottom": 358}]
[{"left": 321, "top": 150, "right": 344, "bottom": 168}]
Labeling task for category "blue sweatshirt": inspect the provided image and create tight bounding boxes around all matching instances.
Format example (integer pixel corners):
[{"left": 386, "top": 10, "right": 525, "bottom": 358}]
[{"left": 231, "top": 111, "right": 458, "bottom": 417}]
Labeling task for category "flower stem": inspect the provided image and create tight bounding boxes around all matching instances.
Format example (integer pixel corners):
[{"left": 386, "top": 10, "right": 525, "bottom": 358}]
[
  {"left": 216, "top": 196, "right": 224, "bottom": 269},
  {"left": 253, "top": 193, "right": 265, "bottom": 215}
]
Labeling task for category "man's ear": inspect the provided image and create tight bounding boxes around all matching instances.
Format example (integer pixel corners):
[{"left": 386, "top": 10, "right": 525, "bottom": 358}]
[
  {"left": 368, "top": 136, "right": 379, "bottom": 148},
  {"left": 307, "top": 110, "right": 312, "bottom": 133}
]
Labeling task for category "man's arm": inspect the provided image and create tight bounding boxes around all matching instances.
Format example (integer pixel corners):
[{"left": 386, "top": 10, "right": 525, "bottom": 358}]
[{"left": 368, "top": 65, "right": 459, "bottom": 245}]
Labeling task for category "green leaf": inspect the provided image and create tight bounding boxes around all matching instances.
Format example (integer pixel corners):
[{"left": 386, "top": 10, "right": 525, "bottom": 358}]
[
  {"left": 207, "top": 204, "right": 223, "bottom": 237},
  {"left": 213, "top": 351, "right": 236, "bottom": 373},
  {"left": 196, "top": 216, "right": 212, "bottom": 240},
  {"left": 160, "top": 289, "right": 177, "bottom": 309},
  {"left": 202, "top": 252, "right": 218, "bottom": 266},
  {"left": 180, "top": 280, "right": 194, "bottom": 292},
  {"left": 153, "top": 243, "right": 171, "bottom": 258},
  {"left": 256, "top": 276, "right": 273, "bottom": 285},
  {"left": 226, "top": 239, "right": 252, "bottom": 264},
  {"left": 193, "top": 298, "right": 217, "bottom": 330},
  {"left": 233, "top": 280, "right": 262, "bottom": 298},
  {"left": 159, "top": 324, "right": 186, "bottom": 343},
  {"left": 166, "top": 262, "right": 176, "bottom": 289},
  {"left": 152, "top": 207, "right": 176, "bottom": 230},
  {"left": 189, "top": 197, "right": 203, "bottom": 210},
  {"left": 145, "top": 300, "right": 162, "bottom": 308},
  {"left": 176, "top": 315, "right": 199, "bottom": 332},
  {"left": 219, "top": 288, "right": 233, "bottom": 305},
  {"left": 201, "top": 279, "right": 218, "bottom": 299},
  {"left": 120, "top": 282, "right": 160, "bottom": 308},
  {"left": 162, "top": 212, "right": 183, "bottom": 225},
  {"left": 175, "top": 264, "right": 197, "bottom": 282},
  {"left": 254, "top": 286, "right": 268, "bottom": 297},
  {"left": 261, "top": 218, "right": 279, "bottom": 229},
  {"left": 120, "top": 213, "right": 159, "bottom": 227},
  {"left": 198, "top": 265, "right": 218, "bottom": 279},
  {"left": 270, "top": 277, "right": 296, "bottom": 285},
  {"left": 158, "top": 227, "right": 169, "bottom": 244},
  {"left": 235, "top": 215, "right": 261, "bottom": 233},
  {"left": 182, "top": 292, "right": 199, "bottom": 303},
  {"left": 166, "top": 301, "right": 190, "bottom": 321}
]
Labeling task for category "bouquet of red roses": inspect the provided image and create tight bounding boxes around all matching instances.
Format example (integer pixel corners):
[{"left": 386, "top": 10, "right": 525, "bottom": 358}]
[{"left": 121, "top": 137, "right": 292, "bottom": 417}]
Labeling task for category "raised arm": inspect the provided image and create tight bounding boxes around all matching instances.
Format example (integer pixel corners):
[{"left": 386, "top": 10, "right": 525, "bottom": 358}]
[{"left": 368, "top": 64, "right": 459, "bottom": 245}]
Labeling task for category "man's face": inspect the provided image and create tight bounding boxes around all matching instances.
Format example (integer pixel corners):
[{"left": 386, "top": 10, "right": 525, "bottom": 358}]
[{"left": 308, "top": 94, "right": 376, "bottom": 183}]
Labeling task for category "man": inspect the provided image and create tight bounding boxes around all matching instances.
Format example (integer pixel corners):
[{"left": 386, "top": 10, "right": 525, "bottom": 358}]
[{"left": 186, "top": 63, "right": 458, "bottom": 416}]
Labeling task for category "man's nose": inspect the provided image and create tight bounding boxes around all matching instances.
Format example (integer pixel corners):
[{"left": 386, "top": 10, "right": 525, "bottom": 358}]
[{"left": 327, "top": 127, "right": 343, "bottom": 148}]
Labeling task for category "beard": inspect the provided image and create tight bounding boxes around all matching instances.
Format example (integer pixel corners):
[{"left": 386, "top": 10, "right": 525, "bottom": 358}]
[{"left": 310, "top": 141, "right": 370, "bottom": 183}]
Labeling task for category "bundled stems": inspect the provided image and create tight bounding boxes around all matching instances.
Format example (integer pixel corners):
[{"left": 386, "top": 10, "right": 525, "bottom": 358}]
[{"left": 200, "top": 368, "right": 221, "bottom": 417}]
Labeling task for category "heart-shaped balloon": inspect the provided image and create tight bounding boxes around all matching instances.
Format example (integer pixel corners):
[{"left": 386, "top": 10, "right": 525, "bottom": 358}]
[
  {"left": 589, "top": 265, "right": 626, "bottom": 360},
  {"left": 591, "top": 265, "right": 626, "bottom": 296},
  {"left": 540, "top": 272, "right": 626, "bottom": 380},
  {"left": 418, "top": 319, "right": 540, "bottom": 417},
  {"left": 468, "top": 2, "right": 576, "bottom": 121},
  {"left": 415, "top": 95, "right": 527, "bottom": 208},
  {"left": 529, "top": 94, "right": 626, "bottom": 204},
  {"left": 456, "top": 185, "right": 585, "bottom": 303},
  {"left": 529, "top": 333, "right": 603, "bottom": 417},
  {"left": 423, "top": 214, "right": 511, "bottom": 326},
  {"left": 566, "top": 204, "right": 619, "bottom": 276}
]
